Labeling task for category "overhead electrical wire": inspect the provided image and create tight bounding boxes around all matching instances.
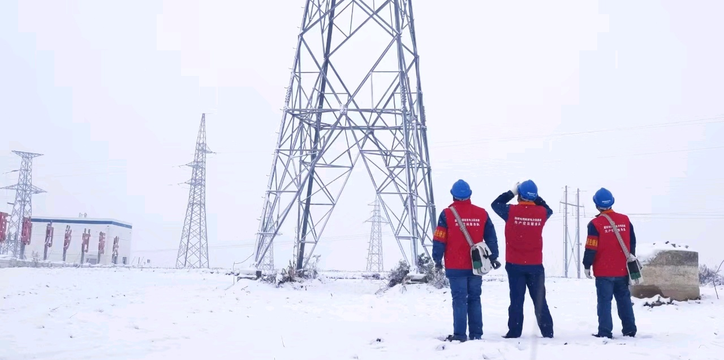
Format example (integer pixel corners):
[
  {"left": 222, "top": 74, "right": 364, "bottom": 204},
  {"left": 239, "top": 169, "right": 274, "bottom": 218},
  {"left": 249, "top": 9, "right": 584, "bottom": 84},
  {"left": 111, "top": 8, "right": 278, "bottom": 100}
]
[
  {"left": 432, "top": 115, "right": 724, "bottom": 148},
  {"left": 132, "top": 232, "right": 373, "bottom": 254}
]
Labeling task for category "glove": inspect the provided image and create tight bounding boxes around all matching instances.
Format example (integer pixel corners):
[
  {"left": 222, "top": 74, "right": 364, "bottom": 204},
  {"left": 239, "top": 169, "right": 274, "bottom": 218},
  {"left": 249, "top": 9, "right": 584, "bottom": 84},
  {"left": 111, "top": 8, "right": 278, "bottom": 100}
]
[
  {"left": 534, "top": 196, "right": 545, "bottom": 206},
  {"left": 584, "top": 268, "right": 592, "bottom": 279},
  {"left": 435, "top": 263, "right": 443, "bottom": 271},
  {"left": 491, "top": 260, "right": 501, "bottom": 270},
  {"left": 511, "top": 182, "right": 520, "bottom": 195}
]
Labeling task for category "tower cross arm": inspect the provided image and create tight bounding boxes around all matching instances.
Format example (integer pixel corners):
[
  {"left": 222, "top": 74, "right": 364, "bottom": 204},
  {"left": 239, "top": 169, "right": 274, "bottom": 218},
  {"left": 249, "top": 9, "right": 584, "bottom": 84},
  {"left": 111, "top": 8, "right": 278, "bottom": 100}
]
[
  {"left": 1, "top": 184, "right": 47, "bottom": 194},
  {"left": 11, "top": 150, "right": 43, "bottom": 158}
]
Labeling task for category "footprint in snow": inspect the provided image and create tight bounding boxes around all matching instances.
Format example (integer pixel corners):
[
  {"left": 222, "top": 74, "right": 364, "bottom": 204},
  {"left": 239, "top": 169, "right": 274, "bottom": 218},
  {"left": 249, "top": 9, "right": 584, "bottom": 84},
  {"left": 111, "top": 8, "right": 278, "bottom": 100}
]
[{"left": 369, "top": 338, "right": 384, "bottom": 349}]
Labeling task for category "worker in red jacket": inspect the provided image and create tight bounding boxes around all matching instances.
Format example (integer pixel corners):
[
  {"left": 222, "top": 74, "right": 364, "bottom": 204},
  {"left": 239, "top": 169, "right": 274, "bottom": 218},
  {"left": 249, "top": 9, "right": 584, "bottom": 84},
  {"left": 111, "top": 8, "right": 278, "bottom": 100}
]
[
  {"left": 583, "top": 188, "right": 637, "bottom": 339},
  {"left": 433, "top": 179, "right": 500, "bottom": 342},
  {"left": 491, "top": 180, "right": 554, "bottom": 339}
]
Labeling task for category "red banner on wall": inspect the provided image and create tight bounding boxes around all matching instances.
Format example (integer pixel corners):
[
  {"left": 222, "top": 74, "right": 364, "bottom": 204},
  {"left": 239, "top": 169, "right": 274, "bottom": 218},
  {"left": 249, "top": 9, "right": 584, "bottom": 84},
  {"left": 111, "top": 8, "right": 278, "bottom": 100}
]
[
  {"left": 112, "top": 236, "right": 119, "bottom": 256},
  {"left": 21, "top": 217, "right": 32, "bottom": 245},
  {"left": 98, "top": 232, "right": 106, "bottom": 255},
  {"left": 45, "top": 223, "right": 54, "bottom": 247},
  {"left": 81, "top": 230, "right": 90, "bottom": 253},
  {"left": 0, "top": 212, "right": 7, "bottom": 243},
  {"left": 63, "top": 226, "right": 72, "bottom": 250}
]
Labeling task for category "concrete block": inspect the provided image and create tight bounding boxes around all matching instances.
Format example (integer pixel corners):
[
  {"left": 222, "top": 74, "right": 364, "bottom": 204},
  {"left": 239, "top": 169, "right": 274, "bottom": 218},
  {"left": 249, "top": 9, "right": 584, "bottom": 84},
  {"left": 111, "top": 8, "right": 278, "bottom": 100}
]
[{"left": 631, "top": 250, "right": 700, "bottom": 301}]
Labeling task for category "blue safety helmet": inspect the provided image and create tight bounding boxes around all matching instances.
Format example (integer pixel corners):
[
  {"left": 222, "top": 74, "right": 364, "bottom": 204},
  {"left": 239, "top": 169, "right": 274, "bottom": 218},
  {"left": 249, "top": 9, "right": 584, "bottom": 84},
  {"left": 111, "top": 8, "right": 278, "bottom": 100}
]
[
  {"left": 593, "top": 188, "right": 615, "bottom": 209},
  {"left": 450, "top": 179, "right": 472, "bottom": 200},
  {"left": 518, "top": 180, "right": 538, "bottom": 201}
]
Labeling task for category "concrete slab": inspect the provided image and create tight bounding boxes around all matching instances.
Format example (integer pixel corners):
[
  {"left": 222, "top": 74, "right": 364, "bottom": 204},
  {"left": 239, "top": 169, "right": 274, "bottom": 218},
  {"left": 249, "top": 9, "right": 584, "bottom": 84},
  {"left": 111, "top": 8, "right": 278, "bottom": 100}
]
[{"left": 631, "top": 250, "right": 700, "bottom": 301}]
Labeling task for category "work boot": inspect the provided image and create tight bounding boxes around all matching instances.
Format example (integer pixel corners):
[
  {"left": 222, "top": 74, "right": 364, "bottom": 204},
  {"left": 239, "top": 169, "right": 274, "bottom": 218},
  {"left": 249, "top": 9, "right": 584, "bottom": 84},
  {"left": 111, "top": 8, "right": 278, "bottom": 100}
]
[{"left": 446, "top": 334, "right": 467, "bottom": 342}]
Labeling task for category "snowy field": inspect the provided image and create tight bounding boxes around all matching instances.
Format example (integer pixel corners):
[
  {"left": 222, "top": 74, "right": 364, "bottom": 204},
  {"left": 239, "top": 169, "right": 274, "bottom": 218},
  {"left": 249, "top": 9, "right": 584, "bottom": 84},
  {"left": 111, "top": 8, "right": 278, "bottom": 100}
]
[{"left": 1, "top": 268, "right": 722, "bottom": 360}]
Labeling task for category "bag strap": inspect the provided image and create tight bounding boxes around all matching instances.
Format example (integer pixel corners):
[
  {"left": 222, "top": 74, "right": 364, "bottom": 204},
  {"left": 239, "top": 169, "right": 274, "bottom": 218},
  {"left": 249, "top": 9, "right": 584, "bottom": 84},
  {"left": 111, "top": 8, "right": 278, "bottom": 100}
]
[
  {"left": 600, "top": 213, "right": 633, "bottom": 261},
  {"left": 449, "top": 206, "right": 475, "bottom": 248}
]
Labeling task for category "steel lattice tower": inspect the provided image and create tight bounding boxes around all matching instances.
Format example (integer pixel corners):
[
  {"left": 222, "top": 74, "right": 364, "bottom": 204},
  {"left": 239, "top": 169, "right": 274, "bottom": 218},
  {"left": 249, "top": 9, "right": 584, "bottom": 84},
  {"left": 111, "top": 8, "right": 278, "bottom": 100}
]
[
  {"left": 176, "top": 113, "right": 213, "bottom": 269},
  {"left": 259, "top": 240, "right": 275, "bottom": 271},
  {"left": 0, "top": 151, "right": 45, "bottom": 259},
  {"left": 365, "top": 196, "right": 387, "bottom": 272},
  {"left": 253, "top": 0, "right": 436, "bottom": 272}
]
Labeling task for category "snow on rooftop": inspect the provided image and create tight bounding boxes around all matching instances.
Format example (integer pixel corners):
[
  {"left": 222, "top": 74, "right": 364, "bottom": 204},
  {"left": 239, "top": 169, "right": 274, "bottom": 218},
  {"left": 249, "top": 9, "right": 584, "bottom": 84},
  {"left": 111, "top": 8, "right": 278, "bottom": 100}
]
[{"left": 637, "top": 241, "right": 694, "bottom": 264}]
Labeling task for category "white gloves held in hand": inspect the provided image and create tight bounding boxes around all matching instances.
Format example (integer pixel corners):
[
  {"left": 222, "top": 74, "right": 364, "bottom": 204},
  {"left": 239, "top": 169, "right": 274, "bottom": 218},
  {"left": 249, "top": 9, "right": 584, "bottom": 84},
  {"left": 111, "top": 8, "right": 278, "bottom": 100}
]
[
  {"left": 511, "top": 182, "right": 520, "bottom": 195},
  {"left": 584, "top": 268, "right": 592, "bottom": 279}
]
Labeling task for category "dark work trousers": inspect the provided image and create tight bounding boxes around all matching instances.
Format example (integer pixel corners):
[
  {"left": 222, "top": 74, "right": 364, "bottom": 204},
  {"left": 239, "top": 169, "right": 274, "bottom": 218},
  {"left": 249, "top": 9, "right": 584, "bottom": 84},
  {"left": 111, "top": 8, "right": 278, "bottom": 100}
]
[
  {"left": 595, "top": 276, "right": 637, "bottom": 337},
  {"left": 505, "top": 263, "right": 554, "bottom": 338},
  {"left": 448, "top": 275, "right": 483, "bottom": 340}
]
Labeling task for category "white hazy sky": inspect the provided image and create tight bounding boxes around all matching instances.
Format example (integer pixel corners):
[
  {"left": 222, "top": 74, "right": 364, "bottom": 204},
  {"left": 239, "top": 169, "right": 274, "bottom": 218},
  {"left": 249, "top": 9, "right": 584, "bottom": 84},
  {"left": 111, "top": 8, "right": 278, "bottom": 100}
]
[{"left": 1, "top": 0, "right": 723, "bottom": 274}]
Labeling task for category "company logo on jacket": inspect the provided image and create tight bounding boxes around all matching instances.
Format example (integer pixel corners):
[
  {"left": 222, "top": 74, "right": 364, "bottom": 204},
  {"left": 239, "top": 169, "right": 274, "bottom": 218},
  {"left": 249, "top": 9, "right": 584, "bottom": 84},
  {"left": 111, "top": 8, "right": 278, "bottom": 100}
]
[
  {"left": 602, "top": 224, "right": 627, "bottom": 233},
  {"left": 513, "top": 216, "right": 543, "bottom": 227},
  {"left": 453, "top": 218, "right": 481, "bottom": 228}
]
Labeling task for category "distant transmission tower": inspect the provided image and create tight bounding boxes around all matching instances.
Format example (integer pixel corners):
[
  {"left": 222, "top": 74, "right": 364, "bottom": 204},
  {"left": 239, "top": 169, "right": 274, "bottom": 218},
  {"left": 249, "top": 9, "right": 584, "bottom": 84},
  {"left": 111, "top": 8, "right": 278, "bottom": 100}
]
[
  {"left": 0, "top": 151, "right": 45, "bottom": 259},
  {"left": 560, "top": 186, "right": 585, "bottom": 278},
  {"left": 365, "top": 196, "right": 387, "bottom": 272},
  {"left": 259, "top": 235, "right": 274, "bottom": 271},
  {"left": 176, "top": 113, "right": 214, "bottom": 269},
  {"left": 253, "top": 0, "right": 437, "bottom": 273}
]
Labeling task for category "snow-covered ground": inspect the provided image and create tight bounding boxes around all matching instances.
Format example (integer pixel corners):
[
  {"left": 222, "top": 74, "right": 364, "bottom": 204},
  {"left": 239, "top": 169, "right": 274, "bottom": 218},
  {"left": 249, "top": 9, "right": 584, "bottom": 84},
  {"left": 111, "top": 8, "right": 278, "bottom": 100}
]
[{"left": 1, "top": 268, "right": 722, "bottom": 360}]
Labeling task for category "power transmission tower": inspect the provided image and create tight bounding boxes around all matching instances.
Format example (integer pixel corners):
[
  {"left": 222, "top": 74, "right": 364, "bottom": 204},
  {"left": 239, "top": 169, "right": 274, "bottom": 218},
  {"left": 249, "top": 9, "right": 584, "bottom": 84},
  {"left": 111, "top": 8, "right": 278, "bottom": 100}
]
[
  {"left": 560, "top": 186, "right": 585, "bottom": 278},
  {"left": 253, "top": 0, "right": 437, "bottom": 273},
  {"left": 176, "top": 113, "right": 214, "bottom": 269},
  {"left": 0, "top": 151, "right": 45, "bottom": 259},
  {"left": 365, "top": 196, "right": 387, "bottom": 272},
  {"left": 259, "top": 235, "right": 275, "bottom": 272}
]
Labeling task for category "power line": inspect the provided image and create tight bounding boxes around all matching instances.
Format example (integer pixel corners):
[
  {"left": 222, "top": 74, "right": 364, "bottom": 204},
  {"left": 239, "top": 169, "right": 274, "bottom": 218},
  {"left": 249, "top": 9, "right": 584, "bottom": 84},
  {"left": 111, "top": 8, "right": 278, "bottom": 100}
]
[
  {"left": 34, "top": 171, "right": 127, "bottom": 180},
  {"left": 134, "top": 232, "right": 372, "bottom": 254},
  {"left": 432, "top": 115, "right": 724, "bottom": 148},
  {"left": 489, "top": 144, "right": 724, "bottom": 167}
]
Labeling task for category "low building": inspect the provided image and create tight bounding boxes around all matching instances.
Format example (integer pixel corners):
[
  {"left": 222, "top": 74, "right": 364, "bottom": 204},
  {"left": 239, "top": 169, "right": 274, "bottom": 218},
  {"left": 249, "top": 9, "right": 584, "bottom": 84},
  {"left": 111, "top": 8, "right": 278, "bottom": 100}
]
[{"left": 25, "top": 216, "right": 132, "bottom": 265}]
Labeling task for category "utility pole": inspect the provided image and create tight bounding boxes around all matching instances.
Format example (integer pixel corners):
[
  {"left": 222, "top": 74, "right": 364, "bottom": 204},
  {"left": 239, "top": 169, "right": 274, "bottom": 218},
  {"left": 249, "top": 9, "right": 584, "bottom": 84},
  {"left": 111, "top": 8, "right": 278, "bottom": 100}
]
[
  {"left": 0, "top": 150, "right": 45, "bottom": 259},
  {"left": 576, "top": 188, "right": 581, "bottom": 279},
  {"left": 253, "top": 0, "right": 437, "bottom": 273},
  {"left": 563, "top": 186, "right": 568, "bottom": 277},
  {"left": 366, "top": 196, "right": 387, "bottom": 273},
  {"left": 560, "top": 186, "right": 585, "bottom": 278},
  {"left": 176, "top": 113, "right": 214, "bottom": 269}
]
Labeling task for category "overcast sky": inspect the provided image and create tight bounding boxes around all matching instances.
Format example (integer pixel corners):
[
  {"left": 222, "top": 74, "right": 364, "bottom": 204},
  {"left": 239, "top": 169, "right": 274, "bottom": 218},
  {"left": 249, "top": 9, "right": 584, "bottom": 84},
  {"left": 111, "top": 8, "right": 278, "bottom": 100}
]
[{"left": 1, "top": 0, "right": 722, "bottom": 274}]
